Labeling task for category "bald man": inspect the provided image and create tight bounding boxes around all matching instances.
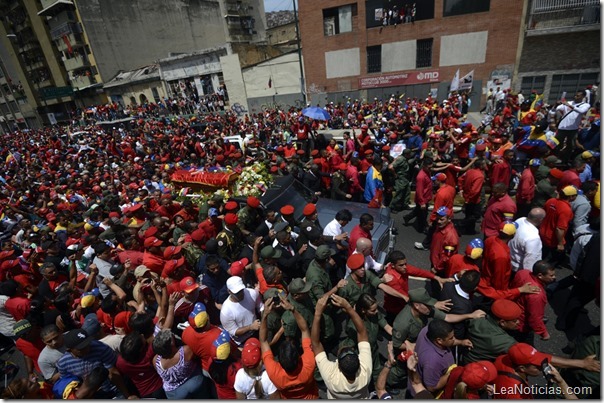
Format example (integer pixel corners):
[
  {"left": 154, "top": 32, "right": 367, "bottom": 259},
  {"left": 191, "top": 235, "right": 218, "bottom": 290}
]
[
  {"left": 345, "top": 237, "right": 382, "bottom": 277},
  {"left": 509, "top": 208, "right": 546, "bottom": 272}
]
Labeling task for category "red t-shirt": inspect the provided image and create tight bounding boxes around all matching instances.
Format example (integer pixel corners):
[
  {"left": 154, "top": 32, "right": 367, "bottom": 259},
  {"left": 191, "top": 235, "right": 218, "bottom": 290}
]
[
  {"left": 5, "top": 296, "right": 31, "bottom": 321},
  {"left": 211, "top": 359, "right": 242, "bottom": 399},
  {"left": 182, "top": 325, "right": 227, "bottom": 372},
  {"left": 383, "top": 263, "right": 434, "bottom": 315},
  {"left": 16, "top": 338, "right": 45, "bottom": 372},
  {"left": 539, "top": 198, "right": 573, "bottom": 248},
  {"left": 115, "top": 342, "right": 163, "bottom": 397}
]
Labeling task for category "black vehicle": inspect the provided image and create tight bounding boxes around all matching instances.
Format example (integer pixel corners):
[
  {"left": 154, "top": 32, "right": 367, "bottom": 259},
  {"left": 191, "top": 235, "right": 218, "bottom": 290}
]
[{"left": 233, "top": 175, "right": 396, "bottom": 263}]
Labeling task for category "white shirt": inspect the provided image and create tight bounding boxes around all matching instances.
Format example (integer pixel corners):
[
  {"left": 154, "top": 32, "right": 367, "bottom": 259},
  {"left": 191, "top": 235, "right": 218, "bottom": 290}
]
[
  {"left": 234, "top": 367, "right": 277, "bottom": 399},
  {"left": 38, "top": 345, "right": 67, "bottom": 381},
  {"left": 323, "top": 218, "right": 343, "bottom": 238},
  {"left": 508, "top": 217, "right": 542, "bottom": 272},
  {"left": 556, "top": 101, "right": 590, "bottom": 130},
  {"left": 220, "top": 288, "right": 263, "bottom": 346}
]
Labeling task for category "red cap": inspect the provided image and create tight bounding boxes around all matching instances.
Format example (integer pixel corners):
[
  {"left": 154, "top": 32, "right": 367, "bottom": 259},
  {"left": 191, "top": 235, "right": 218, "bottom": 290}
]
[
  {"left": 311, "top": 150, "right": 319, "bottom": 156},
  {"left": 296, "top": 149, "right": 305, "bottom": 155},
  {"left": 382, "top": 145, "right": 391, "bottom": 152},
  {"left": 432, "top": 173, "right": 447, "bottom": 182},
  {"left": 280, "top": 205, "right": 294, "bottom": 215},
  {"left": 491, "top": 299, "right": 522, "bottom": 321},
  {"left": 475, "top": 143, "right": 487, "bottom": 151},
  {"left": 224, "top": 201, "right": 238, "bottom": 212},
  {"left": 191, "top": 229, "right": 206, "bottom": 242},
  {"left": 164, "top": 257, "right": 186, "bottom": 277},
  {"left": 144, "top": 236, "right": 163, "bottom": 248},
  {"left": 364, "top": 149, "right": 373, "bottom": 155},
  {"left": 108, "top": 212, "right": 120, "bottom": 219},
  {"left": 302, "top": 203, "right": 316, "bottom": 216},
  {"left": 389, "top": 133, "right": 398, "bottom": 140},
  {"left": 130, "top": 204, "right": 143, "bottom": 213},
  {"left": 179, "top": 276, "right": 199, "bottom": 293},
  {"left": 549, "top": 168, "right": 563, "bottom": 179},
  {"left": 144, "top": 226, "right": 159, "bottom": 239},
  {"left": 163, "top": 245, "right": 182, "bottom": 259},
  {"left": 247, "top": 196, "right": 260, "bottom": 208},
  {"left": 270, "top": 166, "right": 278, "bottom": 173},
  {"left": 229, "top": 258, "right": 249, "bottom": 277},
  {"left": 241, "top": 337, "right": 262, "bottom": 368},
  {"left": 114, "top": 311, "right": 132, "bottom": 333},
  {"left": 508, "top": 343, "right": 551, "bottom": 367},
  {"left": 347, "top": 253, "right": 365, "bottom": 270},
  {"left": 461, "top": 361, "right": 498, "bottom": 389},
  {"left": 338, "top": 163, "right": 348, "bottom": 170},
  {"left": 224, "top": 213, "right": 238, "bottom": 225}
]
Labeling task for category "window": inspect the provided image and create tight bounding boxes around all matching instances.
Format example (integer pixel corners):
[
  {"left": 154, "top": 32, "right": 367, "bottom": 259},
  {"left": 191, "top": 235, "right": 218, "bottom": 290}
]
[
  {"left": 520, "top": 76, "right": 546, "bottom": 95},
  {"left": 323, "top": 4, "right": 357, "bottom": 36},
  {"left": 366, "top": 0, "right": 434, "bottom": 29},
  {"left": 416, "top": 38, "right": 433, "bottom": 68},
  {"left": 443, "top": 0, "right": 490, "bottom": 17},
  {"left": 549, "top": 72, "right": 599, "bottom": 104},
  {"left": 367, "top": 45, "right": 381, "bottom": 73}
]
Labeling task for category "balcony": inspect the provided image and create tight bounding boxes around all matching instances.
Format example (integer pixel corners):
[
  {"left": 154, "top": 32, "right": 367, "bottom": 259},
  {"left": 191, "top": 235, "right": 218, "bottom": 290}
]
[
  {"left": 527, "top": 0, "right": 600, "bottom": 36},
  {"left": 38, "top": 0, "right": 74, "bottom": 16},
  {"left": 56, "top": 32, "right": 83, "bottom": 52},
  {"left": 70, "top": 74, "right": 94, "bottom": 89},
  {"left": 25, "top": 61, "right": 45, "bottom": 71},
  {"left": 63, "top": 55, "right": 89, "bottom": 71},
  {"left": 50, "top": 21, "right": 82, "bottom": 41}
]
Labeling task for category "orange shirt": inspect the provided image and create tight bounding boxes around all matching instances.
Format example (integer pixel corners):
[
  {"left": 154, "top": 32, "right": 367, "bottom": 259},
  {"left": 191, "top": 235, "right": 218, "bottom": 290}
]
[{"left": 262, "top": 338, "right": 318, "bottom": 399}]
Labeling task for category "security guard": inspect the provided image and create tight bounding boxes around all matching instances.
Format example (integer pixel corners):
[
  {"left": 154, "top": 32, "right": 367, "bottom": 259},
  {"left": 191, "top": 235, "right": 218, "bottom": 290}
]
[
  {"left": 216, "top": 213, "right": 243, "bottom": 261},
  {"left": 331, "top": 163, "right": 351, "bottom": 200},
  {"left": 237, "top": 196, "right": 261, "bottom": 236}
]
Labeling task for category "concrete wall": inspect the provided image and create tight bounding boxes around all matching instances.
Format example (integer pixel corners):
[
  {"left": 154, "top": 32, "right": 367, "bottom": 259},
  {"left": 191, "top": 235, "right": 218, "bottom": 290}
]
[
  {"left": 247, "top": 93, "right": 305, "bottom": 113},
  {"left": 242, "top": 52, "right": 302, "bottom": 100},
  {"left": 267, "top": 22, "right": 297, "bottom": 45},
  {"left": 325, "top": 48, "right": 360, "bottom": 78},
  {"left": 75, "top": 0, "right": 227, "bottom": 82},
  {"left": 382, "top": 40, "right": 416, "bottom": 72},
  {"left": 439, "top": 31, "right": 488, "bottom": 66},
  {"left": 518, "top": 31, "right": 600, "bottom": 72},
  {"left": 220, "top": 53, "right": 249, "bottom": 113}
]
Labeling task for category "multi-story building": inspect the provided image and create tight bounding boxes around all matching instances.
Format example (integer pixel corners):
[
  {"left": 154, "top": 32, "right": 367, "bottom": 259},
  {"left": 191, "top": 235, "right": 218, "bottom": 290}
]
[
  {"left": 75, "top": 0, "right": 267, "bottom": 85},
  {"left": 516, "top": 0, "right": 600, "bottom": 103},
  {"left": 0, "top": 45, "right": 38, "bottom": 131},
  {"left": 298, "top": 0, "right": 600, "bottom": 108},
  {"left": 0, "top": 0, "right": 79, "bottom": 125}
]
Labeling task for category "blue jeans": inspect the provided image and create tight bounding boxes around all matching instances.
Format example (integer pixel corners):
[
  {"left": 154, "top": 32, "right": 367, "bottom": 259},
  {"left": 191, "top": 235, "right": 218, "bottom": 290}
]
[{"left": 165, "top": 374, "right": 210, "bottom": 399}]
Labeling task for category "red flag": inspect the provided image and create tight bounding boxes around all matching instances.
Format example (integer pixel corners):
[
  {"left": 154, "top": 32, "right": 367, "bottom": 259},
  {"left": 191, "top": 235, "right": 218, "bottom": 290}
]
[
  {"left": 62, "top": 35, "right": 73, "bottom": 55},
  {"left": 268, "top": 77, "right": 272, "bottom": 88}
]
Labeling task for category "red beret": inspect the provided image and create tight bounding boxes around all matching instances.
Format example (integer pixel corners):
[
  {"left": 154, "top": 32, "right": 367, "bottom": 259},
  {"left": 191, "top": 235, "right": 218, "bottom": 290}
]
[
  {"left": 491, "top": 299, "right": 522, "bottom": 321},
  {"left": 296, "top": 149, "right": 305, "bottom": 155},
  {"left": 109, "top": 212, "right": 120, "bottom": 219},
  {"left": 311, "top": 150, "right": 319, "bottom": 156},
  {"left": 163, "top": 245, "right": 182, "bottom": 259},
  {"left": 347, "top": 253, "right": 365, "bottom": 270},
  {"left": 280, "top": 205, "right": 295, "bottom": 215},
  {"left": 224, "top": 213, "right": 238, "bottom": 225},
  {"left": 247, "top": 196, "right": 260, "bottom": 208},
  {"left": 302, "top": 203, "right": 316, "bottom": 216},
  {"left": 364, "top": 149, "right": 373, "bottom": 155},
  {"left": 270, "top": 166, "right": 278, "bottom": 173},
  {"left": 382, "top": 145, "right": 391, "bottom": 152},
  {"left": 224, "top": 201, "right": 238, "bottom": 211},
  {"left": 389, "top": 133, "right": 398, "bottom": 140}
]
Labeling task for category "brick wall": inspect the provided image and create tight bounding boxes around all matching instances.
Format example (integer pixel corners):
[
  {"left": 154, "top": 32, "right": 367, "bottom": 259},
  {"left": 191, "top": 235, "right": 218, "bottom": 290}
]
[
  {"left": 519, "top": 31, "right": 600, "bottom": 72},
  {"left": 299, "top": 0, "right": 524, "bottom": 97}
]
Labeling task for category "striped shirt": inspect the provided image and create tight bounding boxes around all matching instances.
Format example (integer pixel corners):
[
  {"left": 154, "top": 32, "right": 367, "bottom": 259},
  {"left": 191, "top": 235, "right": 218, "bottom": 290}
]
[{"left": 56, "top": 341, "right": 117, "bottom": 393}]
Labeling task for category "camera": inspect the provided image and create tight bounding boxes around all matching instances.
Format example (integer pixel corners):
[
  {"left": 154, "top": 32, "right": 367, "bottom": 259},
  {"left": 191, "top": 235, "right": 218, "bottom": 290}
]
[
  {"left": 271, "top": 296, "right": 281, "bottom": 305},
  {"left": 541, "top": 360, "right": 555, "bottom": 383}
]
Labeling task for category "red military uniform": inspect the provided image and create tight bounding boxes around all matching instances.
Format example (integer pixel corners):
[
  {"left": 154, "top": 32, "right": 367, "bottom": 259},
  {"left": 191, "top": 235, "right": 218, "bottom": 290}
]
[
  {"left": 510, "top": 270, "right": 549, "bottom": 339},
  {"left": 460, "top": 168, "right": 485, "bottom": 204},
  {"left": 383, "top": 262, "right": 435, "bottom": 317},
  {"left": 539, "top": 198, "right": 573, "bottom": 248},
  {"left": 481, "top": 194, "right": 517, "bottom": 238},
  {"left": 430, "top": 221, "right": 459, "bottom": 273},
  {"left": 430, "top": 184, "right": 456, "bottom": 222},
  {"left": 481, "top": 236, "right": 512, "bottom": 291},
  {"left": 516, "top": 168, "right": 535, "bottom": 205}
]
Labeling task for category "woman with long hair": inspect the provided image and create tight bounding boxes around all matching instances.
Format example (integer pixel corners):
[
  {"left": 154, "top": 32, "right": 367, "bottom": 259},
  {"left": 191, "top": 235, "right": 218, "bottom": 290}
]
[
  {"left": 234, "top": 337, "right": 279, "bottom": 399},
  {"left": 208, "top": 330, "right": 242, "bottom": 399}
]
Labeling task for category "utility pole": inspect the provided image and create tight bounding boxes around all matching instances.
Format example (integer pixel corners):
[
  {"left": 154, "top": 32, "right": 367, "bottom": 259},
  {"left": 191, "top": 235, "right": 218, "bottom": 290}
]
[{"left": 292, "top": 0, "right": 306, "bottom": 105}]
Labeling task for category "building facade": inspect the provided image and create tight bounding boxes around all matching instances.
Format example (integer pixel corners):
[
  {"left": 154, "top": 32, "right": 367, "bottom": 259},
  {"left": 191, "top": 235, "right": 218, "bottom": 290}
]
[{"left": 515, "top": 0, "right": 600, "bottom": 103}]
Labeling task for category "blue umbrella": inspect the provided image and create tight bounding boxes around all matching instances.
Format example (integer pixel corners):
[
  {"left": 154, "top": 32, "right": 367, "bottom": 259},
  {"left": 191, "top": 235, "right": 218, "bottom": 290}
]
[{"left": 301, "top": 106, "right": 331, "bottom": 121}]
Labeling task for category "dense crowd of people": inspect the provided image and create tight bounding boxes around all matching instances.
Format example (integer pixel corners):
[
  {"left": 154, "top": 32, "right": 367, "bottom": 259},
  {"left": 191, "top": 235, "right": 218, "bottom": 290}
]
[{"left": 0, "top": 85, "right": 600, "bottom": 399}]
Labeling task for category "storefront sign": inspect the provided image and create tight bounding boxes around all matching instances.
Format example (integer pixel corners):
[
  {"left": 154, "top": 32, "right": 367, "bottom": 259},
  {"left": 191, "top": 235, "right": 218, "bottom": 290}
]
[{"left": 359, "top": 70, "right": 440, "bottom": 89}]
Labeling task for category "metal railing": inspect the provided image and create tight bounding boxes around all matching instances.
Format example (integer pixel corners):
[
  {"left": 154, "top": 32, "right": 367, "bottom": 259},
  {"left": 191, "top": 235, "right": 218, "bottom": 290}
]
[
  {"left": 532, "top": 0, "right": 600, "bottom": 13},
  {"left": 528, "top": 0, "right": 600, "bottom": 31}
]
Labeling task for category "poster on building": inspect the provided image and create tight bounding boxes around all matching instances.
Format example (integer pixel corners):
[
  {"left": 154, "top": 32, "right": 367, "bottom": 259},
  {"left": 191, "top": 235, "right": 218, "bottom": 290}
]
[
  {"left": 375, "top": 8, "right": 383, "bottom": 21},
  {"left": 485, "top": 76, "right": 511, "bottom": 94},
  {"left": 457, "top": 70, "right": 474, "bottom": 91},
  {"left": 47, "top": 113, "right": 57, "bottom": 125},
  {"left": 358, "top": 69, "right": 440, "bottom": 89}
]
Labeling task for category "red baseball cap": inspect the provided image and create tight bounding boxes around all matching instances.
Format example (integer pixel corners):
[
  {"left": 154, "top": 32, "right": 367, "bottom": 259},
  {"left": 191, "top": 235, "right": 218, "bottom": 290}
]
[
  {"left": 163, "top": 245, "right": 182, "bottom": 259},
  {"left": 461, "top": 361, "right": 498, "bottom": 389},
  {"left": 507, "top": 343, "right": 551, "bottom": 367},
  {"left": 144, "top": 237, "right": 163, "bottom": 249},
  {"left": 229, "top": 258, "right": 249, "bottom": 277},
  {"left": 241, "top": 337, "right": 262, "bottom": 368},
  {"left": 180, "top": 276, "right": 199, "bottom": 293}
]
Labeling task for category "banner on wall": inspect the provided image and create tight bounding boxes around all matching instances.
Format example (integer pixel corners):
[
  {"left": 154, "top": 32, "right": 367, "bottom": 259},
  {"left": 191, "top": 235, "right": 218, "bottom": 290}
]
[{"left": 358, "top": 69, "right": 440, "bottom": 89}]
